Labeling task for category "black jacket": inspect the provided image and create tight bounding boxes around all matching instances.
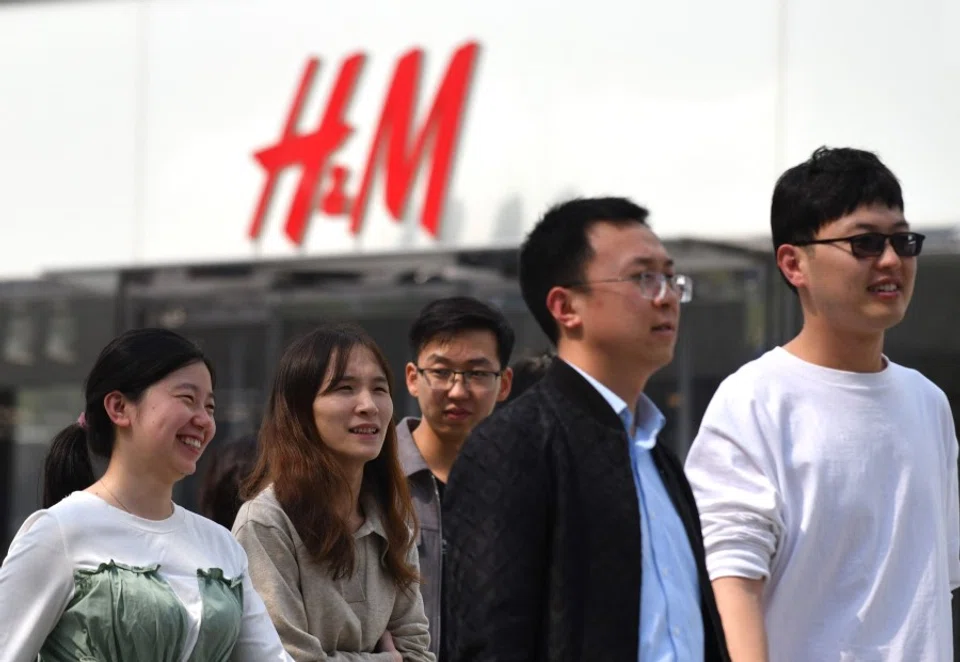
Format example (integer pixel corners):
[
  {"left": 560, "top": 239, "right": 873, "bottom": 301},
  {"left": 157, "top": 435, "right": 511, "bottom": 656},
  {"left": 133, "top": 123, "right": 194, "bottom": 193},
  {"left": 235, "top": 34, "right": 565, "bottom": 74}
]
[{"left": 441, "top": 359, "right": 730, "bottom": 662}]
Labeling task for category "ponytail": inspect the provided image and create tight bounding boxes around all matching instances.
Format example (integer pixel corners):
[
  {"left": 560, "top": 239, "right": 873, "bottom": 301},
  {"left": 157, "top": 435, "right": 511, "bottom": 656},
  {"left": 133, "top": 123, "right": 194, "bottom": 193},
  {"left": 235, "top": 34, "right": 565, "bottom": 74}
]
[{"left": 42, "top": 423, "right": 95, "bottom": 508}]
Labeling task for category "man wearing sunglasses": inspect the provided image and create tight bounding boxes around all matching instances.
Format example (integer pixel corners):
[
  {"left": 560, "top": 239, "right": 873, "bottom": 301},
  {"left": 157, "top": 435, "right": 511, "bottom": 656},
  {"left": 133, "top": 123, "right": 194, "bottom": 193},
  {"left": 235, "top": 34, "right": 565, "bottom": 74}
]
[
  {"left": 685, "top": 146, "right": 960, "bottom": 662},
  {"left": 442, "top": 197, "right": 730, "bottom": 661},
  {"left": 400, "top": 295, "right": 516, "bottom": 659}
]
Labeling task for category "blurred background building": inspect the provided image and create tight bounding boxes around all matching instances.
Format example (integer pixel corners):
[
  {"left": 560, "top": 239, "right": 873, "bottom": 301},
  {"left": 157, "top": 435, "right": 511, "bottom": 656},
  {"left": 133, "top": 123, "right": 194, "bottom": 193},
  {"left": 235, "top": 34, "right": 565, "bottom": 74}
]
[{"left": 2, "top": 0, "right": 959, "bottom": 604}]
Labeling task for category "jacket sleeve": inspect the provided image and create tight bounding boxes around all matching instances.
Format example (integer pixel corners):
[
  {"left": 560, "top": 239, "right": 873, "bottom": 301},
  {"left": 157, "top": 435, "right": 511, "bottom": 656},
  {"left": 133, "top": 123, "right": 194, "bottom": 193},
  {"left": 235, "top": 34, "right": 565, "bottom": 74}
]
[
  {"left": 441, "top": 414, "right": 551, "bottom": 662},
  {"left": 387, "top": 542, "right": 434, "bottom": 662}
]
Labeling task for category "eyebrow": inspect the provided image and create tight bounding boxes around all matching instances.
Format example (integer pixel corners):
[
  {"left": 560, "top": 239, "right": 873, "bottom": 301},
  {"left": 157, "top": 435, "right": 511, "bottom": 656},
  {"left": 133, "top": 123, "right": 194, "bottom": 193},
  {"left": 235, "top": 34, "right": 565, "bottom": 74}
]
[
  {"left": 174, "top": 383, "right": 215, "bottom": 403},
  {"left": 626, "top": 256, "right": 675, "bottom": 269},
  {"left": 852, "top": 220, "right": 910, "bottom": 232},
  {"left": 424, "top": 354, "right": 496, "bottom": 368},
  {"left": 336, "top": 374, "right": 389, "bottom": 384}
]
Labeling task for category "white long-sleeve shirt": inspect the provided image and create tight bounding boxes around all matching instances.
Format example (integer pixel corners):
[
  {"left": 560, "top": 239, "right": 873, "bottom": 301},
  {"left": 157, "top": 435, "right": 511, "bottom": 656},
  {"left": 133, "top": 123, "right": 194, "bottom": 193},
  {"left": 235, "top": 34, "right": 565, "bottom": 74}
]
[
  {"left": 685, "top": 347, "right": 960, "bottom": 662},
  {"left": 0, "top": 490, "right": 292, "bottom": 662}
]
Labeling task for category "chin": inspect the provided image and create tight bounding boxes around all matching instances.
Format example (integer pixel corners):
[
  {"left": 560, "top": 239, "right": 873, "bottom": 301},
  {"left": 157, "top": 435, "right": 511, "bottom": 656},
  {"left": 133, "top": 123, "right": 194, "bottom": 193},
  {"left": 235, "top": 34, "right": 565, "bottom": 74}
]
[
  {"left": 172, "top": 462, "right": 199, "bottom": 479},
  {"left": 863, "top": 307, "right": 908, "bottom": 331}
]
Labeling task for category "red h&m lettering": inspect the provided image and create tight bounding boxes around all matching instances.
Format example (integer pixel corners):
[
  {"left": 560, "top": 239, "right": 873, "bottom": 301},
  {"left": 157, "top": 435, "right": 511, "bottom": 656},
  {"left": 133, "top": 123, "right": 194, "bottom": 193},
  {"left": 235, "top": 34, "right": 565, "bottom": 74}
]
[{"left": 248, "top": 42, "right": 480, "bottom": 245}]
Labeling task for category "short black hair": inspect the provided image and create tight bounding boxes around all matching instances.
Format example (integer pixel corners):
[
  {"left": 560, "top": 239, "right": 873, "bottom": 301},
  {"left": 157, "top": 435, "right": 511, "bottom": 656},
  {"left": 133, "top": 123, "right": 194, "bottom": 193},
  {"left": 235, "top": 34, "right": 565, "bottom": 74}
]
[
  {"left": 519, "top": 197, "right": 650, "bottom": 343},
  {"left": 408, "top": 296, "right": 516, "bottom": 368},
  {"left": 504, "top": 350, "right": 554, "bottom": 403},
  {"left": 772, "top": 146, "right": 904, "bottom": 289}
]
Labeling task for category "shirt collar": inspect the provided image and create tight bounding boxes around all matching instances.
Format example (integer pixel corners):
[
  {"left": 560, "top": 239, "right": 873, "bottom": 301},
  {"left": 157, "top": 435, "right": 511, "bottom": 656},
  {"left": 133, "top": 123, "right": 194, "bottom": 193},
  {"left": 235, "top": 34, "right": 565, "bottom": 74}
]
[
  {"left": 563, "top": 360, "right": 665, "bottom": 448},
  {"left": 396, "top": 417, "right": 432, "bottom": 478}
]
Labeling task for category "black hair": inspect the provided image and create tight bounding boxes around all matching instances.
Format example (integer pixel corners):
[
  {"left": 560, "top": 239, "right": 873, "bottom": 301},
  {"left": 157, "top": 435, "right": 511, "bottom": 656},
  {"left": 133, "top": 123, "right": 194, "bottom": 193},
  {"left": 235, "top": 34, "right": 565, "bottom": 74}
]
[
  {"left": 408, "top": 296, "right": 516, "bottom": 369},
  {"left": 42, "top": 328, "right": 214, "bottom": 508},
  {"left": 771, "top": 146, "right": 904, "bottom": 290},
  {"left": 519, "top": 196, "right": 650, "bottom": 343},
  {"left": 504, "top": 350, "right": 554, "bottom": 403},
  {"left": 198, "top": 433, "right": 258, "bottom": 530}
]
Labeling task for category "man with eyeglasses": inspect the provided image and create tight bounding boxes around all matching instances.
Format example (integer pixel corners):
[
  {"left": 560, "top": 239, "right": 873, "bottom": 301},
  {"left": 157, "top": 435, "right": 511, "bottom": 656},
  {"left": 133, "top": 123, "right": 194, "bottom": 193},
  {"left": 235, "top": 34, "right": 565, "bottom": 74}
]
[
  {"left": 441, "top": 197, "right": 731, "bottom": 661},
  {"left": 685, "top": 146, "right": 960, "bottom": 662},
  {"left": 399, "top": 296, "right": 515, "bottom": 659}
]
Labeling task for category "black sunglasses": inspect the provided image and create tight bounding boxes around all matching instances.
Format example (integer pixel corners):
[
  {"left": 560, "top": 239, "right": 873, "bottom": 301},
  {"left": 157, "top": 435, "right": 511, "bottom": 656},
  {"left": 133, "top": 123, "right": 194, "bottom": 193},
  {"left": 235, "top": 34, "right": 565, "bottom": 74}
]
[{"left": 793, "top": 231, "right": 925, "bottom": 259}]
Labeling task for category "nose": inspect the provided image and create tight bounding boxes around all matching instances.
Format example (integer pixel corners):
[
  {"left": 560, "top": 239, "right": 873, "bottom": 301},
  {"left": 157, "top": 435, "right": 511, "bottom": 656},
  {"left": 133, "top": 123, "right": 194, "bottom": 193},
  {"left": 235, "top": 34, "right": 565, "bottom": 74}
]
[
  {"left": 652, "top": 280, "right": 679, "bottom": 308},
  {"left": 447, "top": 375, "right": 470, "bottom": 398},
  {"left": 355, "top": 389, "right": 380, "bottom": 414},
  {"left": 876, "top": 239, "right": 903, "bottom": 269},
  {"left": 192, "top": 408, "right": 215, "bottom": 438}
]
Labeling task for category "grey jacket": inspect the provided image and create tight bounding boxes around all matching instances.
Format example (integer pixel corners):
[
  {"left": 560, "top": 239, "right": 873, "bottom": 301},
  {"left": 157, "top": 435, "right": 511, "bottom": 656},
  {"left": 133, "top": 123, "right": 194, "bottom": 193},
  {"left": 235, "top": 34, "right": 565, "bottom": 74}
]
[{"left": 397, "top": 417, "right": 443, "bottom": 660}]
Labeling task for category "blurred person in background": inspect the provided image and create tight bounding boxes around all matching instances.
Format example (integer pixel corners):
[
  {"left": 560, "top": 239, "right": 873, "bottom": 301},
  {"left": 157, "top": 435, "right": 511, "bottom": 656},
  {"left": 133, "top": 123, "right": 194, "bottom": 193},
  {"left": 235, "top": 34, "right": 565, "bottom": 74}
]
[
  {"left": 234, "top": 322, "right": 433, "bottom": 662},
  {"left": 685, "top": 146, "right": 960, "bottom": 662},
  {"left": 0, "top": 328, "right": 291, "bottom": 661},
  {"left": 399, "top": 296, "right": 515, "bottom": 659},
  {"left": 199, "top": 433, "right": 258, "bottom": 530},
  {"left": 501, "top": 350, "right": 554, "bottom": 405}
]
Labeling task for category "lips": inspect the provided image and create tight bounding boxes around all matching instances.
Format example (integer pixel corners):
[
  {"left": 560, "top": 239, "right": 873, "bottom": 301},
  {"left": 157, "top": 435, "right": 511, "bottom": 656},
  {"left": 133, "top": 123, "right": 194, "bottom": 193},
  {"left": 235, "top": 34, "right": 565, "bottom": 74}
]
[
  {"left": 867, "top": 281, "right": 901, "bottom": 293},
  {"left": 177, "top": 435, "right": 203, "bottom": 451},
  {"left": 349, "top": 425, "right": 380, "bottom": 435},
  {"left": 651, "top": 322, "right": 676, "bottom": 332}
]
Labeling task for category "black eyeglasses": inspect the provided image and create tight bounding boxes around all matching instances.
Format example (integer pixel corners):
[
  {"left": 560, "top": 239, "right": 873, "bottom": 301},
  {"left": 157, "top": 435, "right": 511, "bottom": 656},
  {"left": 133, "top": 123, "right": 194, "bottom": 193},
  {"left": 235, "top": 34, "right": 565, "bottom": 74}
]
[
  {"left": 416, "top": 367, "right": 502, "bottom": 391},
  {"left": 793, "top": 232, "right": 925, "bottom": 259}
]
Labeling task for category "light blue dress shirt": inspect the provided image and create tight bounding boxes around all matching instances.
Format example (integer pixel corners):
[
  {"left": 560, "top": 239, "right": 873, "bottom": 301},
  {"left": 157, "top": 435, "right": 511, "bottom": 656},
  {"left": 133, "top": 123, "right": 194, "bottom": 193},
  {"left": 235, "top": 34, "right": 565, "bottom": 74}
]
[{"left": 566, "top": 362, "right": 704, "bottom": 662}]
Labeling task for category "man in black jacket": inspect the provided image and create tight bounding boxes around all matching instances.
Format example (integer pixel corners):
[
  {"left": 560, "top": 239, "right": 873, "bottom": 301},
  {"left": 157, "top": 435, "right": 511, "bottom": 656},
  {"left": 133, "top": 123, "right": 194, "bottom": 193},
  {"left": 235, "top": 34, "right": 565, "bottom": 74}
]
[{"left": 442, "top": 197, "right": 730, "bottom": 661}]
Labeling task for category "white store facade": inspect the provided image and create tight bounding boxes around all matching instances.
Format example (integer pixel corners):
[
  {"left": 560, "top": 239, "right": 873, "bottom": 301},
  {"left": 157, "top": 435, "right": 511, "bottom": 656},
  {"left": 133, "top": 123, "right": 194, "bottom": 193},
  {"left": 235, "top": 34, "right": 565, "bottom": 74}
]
[{"left": 1, "top": 0, "right": 960, "bottom": 563}]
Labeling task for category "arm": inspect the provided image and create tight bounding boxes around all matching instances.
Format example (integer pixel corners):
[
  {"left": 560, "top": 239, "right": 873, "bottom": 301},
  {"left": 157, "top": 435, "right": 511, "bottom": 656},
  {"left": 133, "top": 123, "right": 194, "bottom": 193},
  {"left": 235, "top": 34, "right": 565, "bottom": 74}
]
[
  {"left": 386, "top": 543, "right": 433, "bottom": 662},
  {"left": 0, "top": 512, "right": 75, "bottom": 662},
  {"left": 442, "top": 419, "right": 550, "bottom": 662},
  {"left": 940, "top": 392, "right": 960, "bottom": 591},
  {"left": 232, "top": 514, "right": 395, "bottom": 662},
  {"left": 711, "top": 577, "right": 769, "bottom": 662},
  {"left": 684, "top": 392, "right": 782, "bottom": 662}
]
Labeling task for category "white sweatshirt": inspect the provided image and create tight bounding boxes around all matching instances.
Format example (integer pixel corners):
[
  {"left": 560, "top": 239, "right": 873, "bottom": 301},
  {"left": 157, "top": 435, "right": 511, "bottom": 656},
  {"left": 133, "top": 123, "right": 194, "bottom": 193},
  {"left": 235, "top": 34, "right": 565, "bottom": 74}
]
[{"left": 685, "top": 347, "right": 960, "bottom": 662}]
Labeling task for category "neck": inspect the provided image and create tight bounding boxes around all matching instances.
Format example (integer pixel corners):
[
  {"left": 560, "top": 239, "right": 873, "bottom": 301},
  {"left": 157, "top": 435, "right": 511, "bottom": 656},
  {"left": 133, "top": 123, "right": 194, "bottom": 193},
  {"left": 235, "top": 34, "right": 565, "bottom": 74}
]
[
  {"left": 96, "top": 462, "right": 175, "bottom": 520},
  {"left": 558, "top": 342, "right": 652, "bottom": 409},
  {"left": 344, "top": 465, "right": 366, "bottom": 532},
  {"left": 785, "top": 318, "right": 886, "bottom": 373},
  {"left": 411, "top": 421, "right": 462, "bottom": 484}
]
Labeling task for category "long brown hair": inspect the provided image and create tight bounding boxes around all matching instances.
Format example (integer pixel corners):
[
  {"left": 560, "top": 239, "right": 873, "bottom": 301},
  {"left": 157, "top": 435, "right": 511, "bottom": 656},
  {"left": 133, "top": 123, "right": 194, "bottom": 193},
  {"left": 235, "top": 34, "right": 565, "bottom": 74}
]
[{"left": 244, "top": 322, "right": 419, "bottom": 588}]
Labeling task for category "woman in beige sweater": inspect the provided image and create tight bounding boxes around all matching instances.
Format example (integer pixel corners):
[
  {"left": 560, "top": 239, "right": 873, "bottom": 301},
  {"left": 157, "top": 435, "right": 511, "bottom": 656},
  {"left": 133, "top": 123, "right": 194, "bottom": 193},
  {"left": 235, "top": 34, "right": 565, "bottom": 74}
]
[{"left": 233, "top": 322, "right": 434, "bottom": 662}]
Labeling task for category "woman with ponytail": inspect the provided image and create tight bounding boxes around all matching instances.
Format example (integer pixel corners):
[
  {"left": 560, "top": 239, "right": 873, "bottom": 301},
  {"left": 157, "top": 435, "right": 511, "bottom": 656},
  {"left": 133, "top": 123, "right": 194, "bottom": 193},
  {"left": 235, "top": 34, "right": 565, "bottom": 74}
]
[{"left": 0, "top": 328, "right": 292, "bottom": 662}]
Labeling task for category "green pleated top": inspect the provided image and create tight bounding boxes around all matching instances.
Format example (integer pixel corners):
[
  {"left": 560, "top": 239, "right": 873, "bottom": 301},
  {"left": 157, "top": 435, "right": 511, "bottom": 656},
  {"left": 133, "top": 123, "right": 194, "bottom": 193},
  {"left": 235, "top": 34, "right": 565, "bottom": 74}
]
[{"left": 37, "top": 561, "right": 243, "bottom": 662}]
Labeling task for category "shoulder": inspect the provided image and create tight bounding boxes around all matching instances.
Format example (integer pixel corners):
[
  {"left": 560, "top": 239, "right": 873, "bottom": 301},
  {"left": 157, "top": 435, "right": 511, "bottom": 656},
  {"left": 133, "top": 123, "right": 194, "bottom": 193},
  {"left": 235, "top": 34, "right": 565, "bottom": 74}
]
[
  {"left": 885, "top": 360, "right": 955, "bottom": 427},
  {"left": 886, "top": 360, "right": 948, "bottom": 398},
  {"left": 449, "top": 387, "right": 561, "bottom": 500},
  {"left": 716, "top": 349, "right": 786, "bottom": 392},
  {"left": 30, "top": 492, "right": 121, "bottom": 547},
  {"left": 232, "top": 487, "right": 296, "bottom": 537},
  {"left": 699, "top": 350, "right": 788, "bottom": 420},
  {"left": 8, "top": 508, "right": 67, "bottom": 555},
  {"left": 182, "top": 508, "right": 248, "bottom": 558},
  {"left": 463, "top": 385, "right": 559, "bottom": 457}
]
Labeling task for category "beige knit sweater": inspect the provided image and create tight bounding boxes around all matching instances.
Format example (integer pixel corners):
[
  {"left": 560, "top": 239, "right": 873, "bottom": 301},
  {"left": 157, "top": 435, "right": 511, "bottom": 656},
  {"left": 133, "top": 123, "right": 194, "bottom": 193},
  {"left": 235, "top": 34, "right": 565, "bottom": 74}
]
[{"left": 233, "top": 486, "right": 434, "bottom": 662}]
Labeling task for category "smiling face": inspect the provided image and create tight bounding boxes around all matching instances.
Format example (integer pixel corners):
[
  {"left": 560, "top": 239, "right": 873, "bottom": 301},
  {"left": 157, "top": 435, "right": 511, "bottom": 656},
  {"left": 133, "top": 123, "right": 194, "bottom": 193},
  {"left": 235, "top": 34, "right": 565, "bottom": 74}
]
[
  {"left": 777, "top": 203, "right": 917, "bottom": 336},
  {"left": 107, "top": 360, "right": 217, "bottom": 484},
  {"left": 313, "top": 345, "right": 395, "bottom": 471}
]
